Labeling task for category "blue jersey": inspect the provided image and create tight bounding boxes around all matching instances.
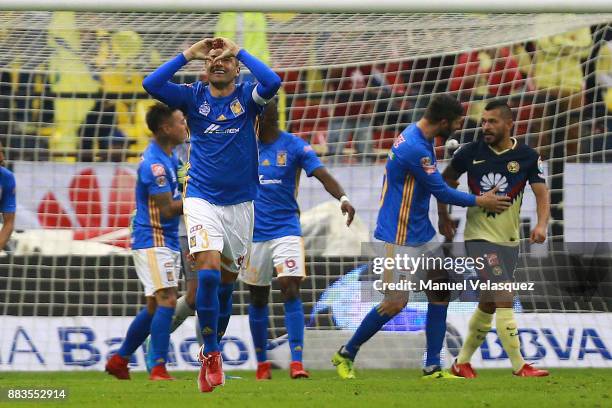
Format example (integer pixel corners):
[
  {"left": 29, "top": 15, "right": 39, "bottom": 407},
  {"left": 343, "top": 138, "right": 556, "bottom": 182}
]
[
  {"left": 374, "top": 124, "right": 476, "bottom": 246},
  {"left": 254, "top": 131, "right": 323, "bottom": 242},
  {"left": 132, "top": 141, "right": 181, "bottom": 251},
  {"left": 175, "top": 81, "right": 263, "bottom": 205},
  {"left": 0, "top": 167, "right": 16, "bottom": 213},
  {"left": 143, "top": 51, "right": 281, "bottom": 206}
]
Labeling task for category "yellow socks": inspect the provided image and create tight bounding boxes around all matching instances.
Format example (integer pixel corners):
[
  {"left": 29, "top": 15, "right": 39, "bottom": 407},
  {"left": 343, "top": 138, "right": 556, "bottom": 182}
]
[
  {"left": 496, "top": 308, "right": 525, "bottom": 371},
  {"left": 457, "top": 307, "right": 493, "bottom": 364}
]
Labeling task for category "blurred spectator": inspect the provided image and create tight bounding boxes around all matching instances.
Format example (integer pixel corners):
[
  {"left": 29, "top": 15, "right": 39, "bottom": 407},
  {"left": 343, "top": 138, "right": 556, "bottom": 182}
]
[
  {"left": 406, "top": 56, "right": 454, "bottom": 122},
  {"left": 449, "top": 47, "right": 524, "bottom": 142},
  {"left": 47, "top": 11, "right": 100, "bottom": 161},
  {"left": 78, "top": 101, "right": 133, "bottom": 162},
  {"left": 531, "top": 27, "right": 592, "bottom": 160},
  {"left": 324, "top": 65, "right": 374, "bottom": 163}
]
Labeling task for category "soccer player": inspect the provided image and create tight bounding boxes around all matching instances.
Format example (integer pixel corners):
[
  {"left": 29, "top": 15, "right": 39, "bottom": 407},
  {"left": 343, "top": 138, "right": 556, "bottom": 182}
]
[
  {"left": 0, "top": 142, "right": 16, "bottom": 251},
  {"left": 239, "top": 99, "right": 356, "bottom": 380},
  {"left": 143, "top": 37, "right": 281, "bottom": 392},
  {"left": 332, "top": 94, "right": 512, "bottom": 379},
  {"left": 438, "top": 100, "right": 550, "bottom": 377},
  {"left": 106, "top": 103, "right": 187, "bottom": 381}
]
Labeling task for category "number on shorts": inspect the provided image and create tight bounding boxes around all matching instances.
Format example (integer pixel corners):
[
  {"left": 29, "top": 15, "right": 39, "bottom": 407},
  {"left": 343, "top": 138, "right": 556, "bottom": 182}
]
[{"left": 199, "top": 229, "right": 209, "bottom": 249}]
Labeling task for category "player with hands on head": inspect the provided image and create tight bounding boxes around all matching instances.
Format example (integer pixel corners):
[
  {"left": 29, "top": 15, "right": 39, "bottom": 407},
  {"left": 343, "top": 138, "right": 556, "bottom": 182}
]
[{"left": 143, "top": 36, "right": 281, "bottom": 392}]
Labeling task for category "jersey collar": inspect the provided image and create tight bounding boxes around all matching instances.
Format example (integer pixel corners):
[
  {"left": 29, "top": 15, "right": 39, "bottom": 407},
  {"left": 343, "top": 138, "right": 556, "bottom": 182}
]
[{"left": 487, "top": 137, "right": 517, "bottom": 155}]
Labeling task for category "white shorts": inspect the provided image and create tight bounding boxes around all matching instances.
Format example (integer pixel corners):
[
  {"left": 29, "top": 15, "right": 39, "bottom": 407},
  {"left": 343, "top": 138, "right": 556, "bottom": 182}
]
[
  {"left": 239, "top": 235, "right": 306, "bottom": 286},
  {"left": 133, "top": 247, "right": 180, "bottom": 297},
  {"left": 184, "top": 197, "right": 254, "bottom": 274},
  {"left": 378, "top": 238, "right": 443, "bottom": 293}
]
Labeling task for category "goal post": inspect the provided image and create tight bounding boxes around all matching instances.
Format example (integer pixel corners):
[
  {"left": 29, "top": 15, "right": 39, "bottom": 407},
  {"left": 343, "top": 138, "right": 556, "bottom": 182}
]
[{"left": 0, "top": 10, "right": 611, "bottom": 371}]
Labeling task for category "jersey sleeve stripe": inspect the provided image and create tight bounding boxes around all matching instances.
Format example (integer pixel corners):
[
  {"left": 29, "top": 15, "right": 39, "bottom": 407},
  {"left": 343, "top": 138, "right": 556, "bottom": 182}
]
[
  {"left": 395, "top": 175, "right": 415, "bottom": 245},
  {"left": 148, "top": 196, "right": 165, "bottom": 247},
  {"left": 379, "top": 170, "right": 388, "bottom": 207}
]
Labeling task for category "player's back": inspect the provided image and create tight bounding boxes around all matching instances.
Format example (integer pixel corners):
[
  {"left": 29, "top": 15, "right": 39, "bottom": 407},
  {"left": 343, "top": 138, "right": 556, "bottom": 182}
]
[
  {"left": 374, "top": 124, "right": 438, "bottom": 246},
  {"left": 254, "top": 131, "right": 323, "bottom": 242},
  {"left": 180, "top": 81, "right": 263, "bottom": 206},
  {"left": 132, "top": 141, "right": 180, "bottom": 251}
]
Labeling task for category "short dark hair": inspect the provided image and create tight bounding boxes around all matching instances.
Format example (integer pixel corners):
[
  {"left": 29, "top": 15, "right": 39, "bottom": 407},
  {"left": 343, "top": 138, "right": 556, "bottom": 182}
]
[
  {"left": 423, "top": 94, "right": 464, "bottom": 123},
  {"left": 146, "top": 103, "right": 178, "bottom": 134},
  {"left": 484, "top": 99, "right": 513, "bottom": 121}
]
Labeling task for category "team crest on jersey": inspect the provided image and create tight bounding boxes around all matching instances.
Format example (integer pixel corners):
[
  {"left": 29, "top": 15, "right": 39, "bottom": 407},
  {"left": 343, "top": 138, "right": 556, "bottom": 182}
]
[
  {"left": 198, "top": 101, "right": 211, "bottom": 116},
  {"left": 261, "top": 159, "right": 271, "bottom": 166},
  {"left": 420, "top": 156, "right": 436, "bottom": 175},
  {"left": 151, "top": 163, "right": 166, "bottom": 177},
  {"left": 276, "top": 151, "right": 287, "bottom": 166},
  {"left": 230, "top": 99, "right": 244, "bottom": 117},
  {"left": 507, "top": 161, "right": 520, "bottom": 173}
]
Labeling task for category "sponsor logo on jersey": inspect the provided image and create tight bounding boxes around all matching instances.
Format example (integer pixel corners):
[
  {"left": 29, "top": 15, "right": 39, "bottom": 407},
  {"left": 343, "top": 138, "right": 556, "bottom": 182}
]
[
  {"left": 230, "top": 99, "right": 244, "bottom": 116},
  {"left": 480, "top": 172, "right": 508, "bottom": 192},
  {"left": 507, "top": 161, "right": 520, "bottom": 173},
  {"left": 259, "top": 175, "right": 282, "bottom": 185},
  {"left": 473, "top": 159, "right": 486, "bottom": 165},
  {"left": 151, "top": 163, "right": 166, "bottom": 176},
  {"left": 261, "top": 159, "right": 271, "bottom": 166},
  {"left": 155, "top": 175, "right": 167, "bottom": 187},
  {"left": 393, "top": 134, "right": 405, "bottom": 148},
  {"left": 198, "top": 101, "right": 211, "bottom": 116},
  {"left": 203, "top": 124, "right": 240, "bottom": 134},
  {"left": 276, "top": 151, "right": 287, "bottom": 166},
  {"left": 420, "top": 156, "right": 436, "bottom": 175}
]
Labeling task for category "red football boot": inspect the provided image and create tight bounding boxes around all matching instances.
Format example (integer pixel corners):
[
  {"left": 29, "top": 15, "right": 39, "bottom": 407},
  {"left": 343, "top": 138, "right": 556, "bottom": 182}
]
[
  {"left": 205, "top": 351, "right": 225, "bottom": 387},
  {"left": 451, "top": 360, "right": 478, "bottom": 379},
  {"left": 256, "top": 361, "right": 272, "bottom": 380},
  {"left": 513, "top": 363, "right": 549, "bottom": 377},
  {"left": 105, "top": 354, "right": 130, "bottom": 380},
  {"left": 197, "top": 345, "right": 215, "bottom": 393},
  {"left": 149, "top": 364, "right": 175, "bottom": 381},
  {"left": 289, "top": 361, "right": 310, "bottom": 379}
]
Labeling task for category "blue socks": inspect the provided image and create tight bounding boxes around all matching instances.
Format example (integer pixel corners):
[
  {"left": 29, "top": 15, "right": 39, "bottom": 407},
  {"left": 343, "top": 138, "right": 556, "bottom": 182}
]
[
  {"left": 217, "top": 282, "right": 234, "bottom": 343},
  {"left": 345, "top": 305, "right": 393, "bottom": 360},
  {"left": 284, "top": 299, "right": 305, "bottom": 362},
  {"left": 196, "top": 269, "right": 221, "bottom": 353},
  {"left": 150, "top": 305, "right": 174, "bottom": 366},
  {"left": 248, "top": 304, "right": 269, "bottom": 363},
  {"left": 425, "top": 303, "right": 448, "bottom": 368},
  {"left": 118, "top": 307, "right": 153, "bottom": 358}
]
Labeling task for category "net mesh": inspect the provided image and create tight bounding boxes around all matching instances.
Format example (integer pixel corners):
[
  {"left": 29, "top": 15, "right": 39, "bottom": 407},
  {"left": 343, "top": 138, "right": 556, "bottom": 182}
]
[{"left": 0, "top": 11, "right": 611, "bottom": 370}]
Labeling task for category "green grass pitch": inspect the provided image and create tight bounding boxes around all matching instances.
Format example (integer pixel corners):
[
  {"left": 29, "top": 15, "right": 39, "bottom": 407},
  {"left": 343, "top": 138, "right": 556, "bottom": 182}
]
[{"left": 1, "top": 369, "right": 610, "bottom": 407}]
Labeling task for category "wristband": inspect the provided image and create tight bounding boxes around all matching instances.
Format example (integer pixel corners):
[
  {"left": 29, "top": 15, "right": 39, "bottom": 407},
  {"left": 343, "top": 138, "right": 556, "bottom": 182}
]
[{"left": 340, "top": 195, "right": 350, "bottom": 204}]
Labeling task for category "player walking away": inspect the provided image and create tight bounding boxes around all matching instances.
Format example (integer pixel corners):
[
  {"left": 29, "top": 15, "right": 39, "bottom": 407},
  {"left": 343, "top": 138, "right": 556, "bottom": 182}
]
[
  {"left": 0, "top": 142, "right": 16, "bottom": 251},
  {"left": 332, "top": 95, "right": 512, "bottom": 380},
  {"left": 106, "top": 104, "right": 187, "bottom": 381},
  {"left": 143, "top": 37, "right": 281, "bottom": 392},
  {"left": 239, "top": 99, "right": 356, "bottom": 380},
  {"left": 438, "top": 100, "right": 550, "bottom": 378}
]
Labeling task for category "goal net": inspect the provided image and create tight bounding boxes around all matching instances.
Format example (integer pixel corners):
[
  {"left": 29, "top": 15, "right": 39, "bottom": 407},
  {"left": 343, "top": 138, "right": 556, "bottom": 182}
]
[{"left": 1, "top": 11, "right": 611, "bottom": 371}]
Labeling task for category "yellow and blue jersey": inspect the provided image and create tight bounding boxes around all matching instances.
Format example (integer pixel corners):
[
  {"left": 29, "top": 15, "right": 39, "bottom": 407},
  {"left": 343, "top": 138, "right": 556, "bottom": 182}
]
[
  {"left": 0, "top": 167, "right": 16, "bottom": 213},
  {"left": 254, "top": 131, "right": 323, "bottom": 242},
  {"left": 450, "top": 137, "right": 545, "bottom": 245},
  {"left": 132, "top": 141, "right": 181, "bottom": 251},
  {"left": 374, "top": 124, "right": 476, "bottom": 246}
]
